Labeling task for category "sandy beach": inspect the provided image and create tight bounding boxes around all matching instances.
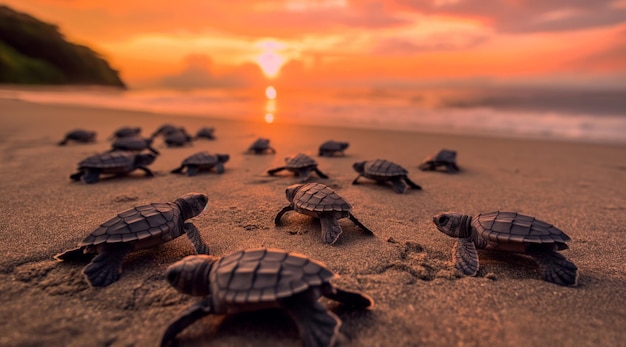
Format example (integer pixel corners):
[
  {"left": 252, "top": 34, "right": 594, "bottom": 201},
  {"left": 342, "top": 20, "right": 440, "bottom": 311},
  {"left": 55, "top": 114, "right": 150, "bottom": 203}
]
[{"left": 0, "top": 98, "right": 625, "bottom": 347}]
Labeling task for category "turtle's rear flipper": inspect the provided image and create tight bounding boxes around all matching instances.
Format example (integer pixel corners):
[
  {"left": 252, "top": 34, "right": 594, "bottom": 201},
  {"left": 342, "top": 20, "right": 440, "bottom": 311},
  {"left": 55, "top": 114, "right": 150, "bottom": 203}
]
[
  {"left": 298, "top": 168, "right": 312, "bottom": 182},
  {"left": 283, "top": 291, "right": 341, "bottom": 347},
  {"left": 322, "top": 284, "right": 373, "bottom": 308},
  {"left": 161, "top": 299, "right": 213, "bottom": 347},
  {"left": 390, "top": 178, "right": 408, "bottom": 194},
  {"left": 403, "top": 176, "right": 422, "bottom": 190},
  {"left": 314, "top": 168, "right": 329, "bottom": 179},
  {"left": 82, "top": 244, "right": 131, "bottom": 287},
  {"left": 529, "top": 251, "right": 579, "bottom": 286},
  {"left": 319, "top": 215, "right": 342, "bottom": 244},
  {"left": 54, "top": 247, "right": 93, "bottom": 262}
]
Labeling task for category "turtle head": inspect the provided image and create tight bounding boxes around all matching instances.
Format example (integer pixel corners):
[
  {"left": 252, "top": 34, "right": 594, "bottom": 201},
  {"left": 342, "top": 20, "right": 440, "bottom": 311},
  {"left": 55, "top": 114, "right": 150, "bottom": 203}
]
[
  {"left": 353, "top": 161, "right": 366, "bottom": 174},
  {"left": 433, "top": 212, "right": 472, "bottom": 238},
  {"left": 285, "top": 184, "right": 304, "bottom": 203},
  {"left": 216, "top": 154, "right": 230, "bottom": 163},
  {"left": 177, "top": 192, "right": 209, "bottom": 219},
  {"left": 135, "top": 153, "right": 156, "bottom": 166},
  {"left": 166, "top": 255, "right": 217, "bottom": 296}
]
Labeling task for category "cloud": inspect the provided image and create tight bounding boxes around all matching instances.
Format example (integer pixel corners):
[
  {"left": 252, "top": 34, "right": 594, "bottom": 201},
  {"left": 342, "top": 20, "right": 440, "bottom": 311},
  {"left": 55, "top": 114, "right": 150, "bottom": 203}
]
[
  {"left": 372, "top": 32, "right": 488, "bottom": 55},
  {"left": 394, "top": 0, "right": 626, "bottom": 32},
  {"left": 159, "top": 54, "right": 264, "bottom": 89}
]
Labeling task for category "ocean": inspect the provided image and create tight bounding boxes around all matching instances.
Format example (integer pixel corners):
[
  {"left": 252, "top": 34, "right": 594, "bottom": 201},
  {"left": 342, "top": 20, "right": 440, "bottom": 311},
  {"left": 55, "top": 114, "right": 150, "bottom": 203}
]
[{"left": 2, "top": 85, "right": 625, "bottom": 144}]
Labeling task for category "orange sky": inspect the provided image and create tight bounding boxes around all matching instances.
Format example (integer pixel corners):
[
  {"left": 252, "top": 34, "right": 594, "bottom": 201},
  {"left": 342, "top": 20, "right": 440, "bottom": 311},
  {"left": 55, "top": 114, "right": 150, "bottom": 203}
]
[{"left": 5, "top": 0, "right": 626, "bottom": 90}]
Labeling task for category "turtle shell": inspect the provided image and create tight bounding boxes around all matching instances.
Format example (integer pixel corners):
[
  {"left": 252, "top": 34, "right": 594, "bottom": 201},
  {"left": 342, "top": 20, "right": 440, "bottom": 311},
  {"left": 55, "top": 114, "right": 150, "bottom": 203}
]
[
  {"left": 293, "top": 183, "right": 351, "bottom": 213},
  {"left": 112, "top": 137, "right": 151, "bottom": 151},
  {"left": 67, "top": 129, "right": 96, "bottom": 141},
  {"left": 79, "top": 202, "right": 182, "bottom": 249},
  {"left": 364, "top": 159, "right": 408, "bottom": 177},
  {"left": 285, "top": 153, "right": 317, "bottom": 169},
  {"left": 319, "top": 141, "right": 348, "bottom": 152},
  {"left": 250, "top": 138, "right": 270, "bottom": 150},
  {"left": 182, "top": 152, "right": 219, "bottom": 167},
  {"left": 78, "top": 151, "right": 135, "bottom": 169},
  {"left": 472, "top": 211, "right": 571, "bottom": 249},
  {"left": 210, "top": 248, "right": 335, "bottom": 305},
  {"left": 196, "top": 127, "right": 215, "bottom": 139},
  {"left": 424, "top": 149, "right": 456, "bottom": 164}
]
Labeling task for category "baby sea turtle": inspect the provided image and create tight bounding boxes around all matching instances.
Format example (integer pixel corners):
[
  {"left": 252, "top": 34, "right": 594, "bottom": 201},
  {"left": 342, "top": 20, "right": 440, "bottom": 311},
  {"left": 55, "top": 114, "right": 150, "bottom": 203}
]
[
  {"left": 55, "top": 193, "right": 210, "bottom": 287},
  {"left": 194, "top": 127, "right": 216, "bottom": 140},
  {"left": 161, "top": 248, "right": 373, "bottom": 347},
  {"left": 268, "top": 153, "right": 329, "bottom": 181},
  {"left": 171, "top": 152, "right": 230, "bottom": 176},
  {"left": 151, "top": 124, "right": 179, "bottom": 138},
  {"left": 419, "top": 149, "right": 459, "bottom": 173},
  {"left": 433, "top": 211, "right": 578, "bottom": 286},
  {"left": 164, "top": 128, "right": 193, "bottom": 147},
  {"left": 247, "top": 138, "right": 276, "bottom": 154},
  {"left": 70, "top": 151, "right": 156, "bottom": 184},
  {"left": 275, "top": 183, "right": 373, "bottom": 244},
  {"left": 318, "top": 140, "right": 349, "bottom": 157},
  {"left": 58, "top": 129, "right": 96, "bottom": 146},
  {"left": 352, "top": 159, "right": 421, "bottom": 193},
  {"left": 110, "top": 136, "right": 160, "bottom": 155},
  {"left": 109, "top": 126, "right": 141, "bottom": 140}
]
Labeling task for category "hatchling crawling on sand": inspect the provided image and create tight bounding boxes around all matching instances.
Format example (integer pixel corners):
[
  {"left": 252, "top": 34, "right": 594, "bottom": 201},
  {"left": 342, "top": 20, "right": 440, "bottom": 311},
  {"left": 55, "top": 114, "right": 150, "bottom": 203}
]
[
  {"left": 171, "top": 151, "right": 230, "bottom": 176},
  {"left": 55, "top": 193, "right": 210, "bottom": 287},
  {"left": 247, "top": 137, "right": 276, "bottom": 154},
  {"left": 275, "top": 183, "right": 373, "bottom": 244},
  {"left": 70, "top": 151, "right": 156, "bottom": 184},
  {"left": 352, "top": 159, "right": 421, "bottom": 193},
  {"left": 268, "top": 153, "right": 329, "bottom": 181},
  {"left": 161, "top": 248, "right": 373, "bottom": 347},
  {"left": 433, "top": 211, "right": 579, "bottom": 286},
  {"left": 318, "top": 140, "right": 349, "bottom": 157},
  {"left": 164, "top": 128, "right": 193, "bottom": 147},
  {"left": 194, "top": 127, "right": 216, "bottom": 140},
  {"left": 58, "top": 129, "right": 96, "bottom": 145},
  {"left": 419, "top": 149, "right": 459, "bottom": 173},
  {"left": 110, "top": 136, "right": 160, "bottom": 155},
  {"left": 109, "top": 126, "right": 141, "bottom": 140}
]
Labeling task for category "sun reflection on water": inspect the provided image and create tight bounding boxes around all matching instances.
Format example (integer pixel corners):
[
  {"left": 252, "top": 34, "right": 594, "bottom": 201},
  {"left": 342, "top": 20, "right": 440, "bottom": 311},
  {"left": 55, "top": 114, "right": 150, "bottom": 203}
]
[{"left": 264, "top": 86, "right": 277, "bottom": 124}]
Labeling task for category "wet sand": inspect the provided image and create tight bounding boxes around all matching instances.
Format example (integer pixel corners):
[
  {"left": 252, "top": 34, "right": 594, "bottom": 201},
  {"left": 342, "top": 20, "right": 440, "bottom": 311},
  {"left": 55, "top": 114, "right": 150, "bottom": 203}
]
[{"left": 0, "top": 98, "right": 625, "bottom": 347}]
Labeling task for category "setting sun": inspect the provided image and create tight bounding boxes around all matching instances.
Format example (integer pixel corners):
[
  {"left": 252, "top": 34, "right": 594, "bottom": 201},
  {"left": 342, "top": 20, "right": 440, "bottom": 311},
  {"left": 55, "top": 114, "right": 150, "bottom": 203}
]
[{"left": 256, "top": 41, "right": 286, "bottom": 79}]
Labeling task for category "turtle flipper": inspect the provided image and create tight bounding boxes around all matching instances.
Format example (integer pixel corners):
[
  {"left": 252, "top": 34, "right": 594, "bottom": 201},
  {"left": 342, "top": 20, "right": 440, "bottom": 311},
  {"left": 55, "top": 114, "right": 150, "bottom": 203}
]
[
  {"left": 70, "top": 171, "right": 84, "bottom": 181},
  {"left": 390, "top": 178, "right": 408, "bottom": 194},
  {"left": 322, "top": 283, "right": 373, "bottom": 308},
  {"left": 314, "top": 168, "right": 329, "bottom": 179},
  {"left": 54, "top": 247, "right": 94, "bottom": 262},
  {"left": 283, "top": 291, "right": 341, "bottom": 347},
  {"left": 136, "top": 166, "right": 154, "bottom": 177},
  {"left": 147, "top": 146, "right": 160, "bottom": 155},
  {"left": 402, "top": 176, "right": 422, "bottom": 190},
  {"left": 348, "top": 213, "right": 374, "bottom": 235},
  {"left": 171, "top": 165, "right": 185, "bottom": 174},
  {"left": 274, "top": 205, "right": 294, "bottom": 225},
  {"left": 528, "top": 250, "right": 579, "bottom": 286},
  {"left": 319, "top": 215, "right": 342, "bottom": 244},
  {"left": 351, "top": 175, "right": 362, "bottom": 185},
  {"left": 58, "top": 138, "right": 68, "bottom": 146},
  {"left": 214, "top": 163, "right": 225, "bottom": 174},
  {"left": 184, "top": 223, "right": 210, "bottom": 255},
  {"left": 82, "top": 169, "right": 101, "bottom": 184},
  {"left": 267, "top": 166, "right": 286, "bottom": 176},
  {"left": 446, "top": 163, "right": 460, "bottom": 173},
  {"left": 186, "top": 165, "right": 199, "bottom": 176},
  {"left": 160, "top": 299, "right": 213, "bottom": 347},
  {"left": 82, "top": 244, "right": 132, "bottom": 287},
  {"left": 299, "top": 168, "right": 312, "bottom": 181},
  {"left": 453, "top": 238, "right": 479, "bottom": 276}
]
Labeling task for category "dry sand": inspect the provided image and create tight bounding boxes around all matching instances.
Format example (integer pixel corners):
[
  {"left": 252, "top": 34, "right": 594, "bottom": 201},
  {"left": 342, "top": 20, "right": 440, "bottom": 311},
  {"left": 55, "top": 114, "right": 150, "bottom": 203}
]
[{"left": 0, "top": 98, "right": 625, "bottom": 347}]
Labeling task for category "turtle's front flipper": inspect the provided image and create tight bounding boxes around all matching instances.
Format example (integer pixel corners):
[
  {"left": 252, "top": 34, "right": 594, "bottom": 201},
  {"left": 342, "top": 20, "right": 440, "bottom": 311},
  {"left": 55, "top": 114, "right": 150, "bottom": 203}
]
[
  {"left": 82, "top": 243, "right": 132, "bottom": 287},
  {"left": 214, "top": 163, "right": 225, "bottom": 174},
  {"left": 58, "top": 139, "right": 68, "bottom": 146},
  {"left": 274, "top": 205, "right": 294, "bottom": 225},
  {"left": 70, "top": 171, "right": 84, "bottom": 181},
  {"left": 136, "top": 166, "right": 154, "bottom": 177},
  {"left": 351, "top": 175, "right": 362, "bottom": 185},
  {"left": 185, "top": 165, "right": 199, "bottom": 176},
  {"left": 82, "top": 169, "right": 101, "bottom": 184},
  {"left": 390, "top": 178, "right": 408, "bottom": 193},
  {"left": 453, "top": 238, "right": 479, "bottom": 276},
  {"left": 314, "top": 168, "right": 329, "bottom": 179},
  {"left": 161, "top": 299, "right": 213, "bottom": 347},
  {"left": 528, "top": 250, "right": 579, "bottom": 286},
  {"left": 298, "top": 168, "right": 312, "bottom": 181},
  {"left": 184, "top": 223, "right": 210, "bottom": 255},
  {"left": 267, "top": 166, "right": 286, "bottom": 176},
  {"left": 148, "top": 146, "right": 160, "bottom": 155},
  {"left": 283, "top": 290, "right": 341, "bottom": 347},
  {"left": 348, "top": 213, "right": 374, "bottom": 235},
  {"left": 321, "top": 283, "right": 373, "bottom": 308},
  {"left": 319, "top": 215, "right": 342, "bottom": 244},
  {"left": 170, "top": 165, "right": 184, "bottom": 174},
  {"left": 446, "top": 163, "right": 460, "bottom": 173},
  {"left": 402, "top": 176, "right": 422, "bottom": 190}
]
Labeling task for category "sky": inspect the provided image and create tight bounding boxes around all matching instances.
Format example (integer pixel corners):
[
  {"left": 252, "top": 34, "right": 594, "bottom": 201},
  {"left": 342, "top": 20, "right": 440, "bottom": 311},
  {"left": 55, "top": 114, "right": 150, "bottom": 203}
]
[{"left": 5, "top": 0, "right": 626, "bottom": 90}]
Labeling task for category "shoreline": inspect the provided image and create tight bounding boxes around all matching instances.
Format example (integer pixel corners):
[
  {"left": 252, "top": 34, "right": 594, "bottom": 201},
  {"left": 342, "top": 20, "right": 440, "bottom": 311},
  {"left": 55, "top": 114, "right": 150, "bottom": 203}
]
[{"left": 1, "top": 98, "right": 625, "bottom": 347}]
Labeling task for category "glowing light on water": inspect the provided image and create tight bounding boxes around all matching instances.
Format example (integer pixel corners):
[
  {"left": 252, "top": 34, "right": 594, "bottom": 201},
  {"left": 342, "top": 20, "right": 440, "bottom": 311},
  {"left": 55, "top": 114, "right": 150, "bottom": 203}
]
[
  {"left": 265, "top": 86, "right": 277, "bottom": 100},
  {"left": 265, "top": 113, "right": 275, "bottom": 123}
]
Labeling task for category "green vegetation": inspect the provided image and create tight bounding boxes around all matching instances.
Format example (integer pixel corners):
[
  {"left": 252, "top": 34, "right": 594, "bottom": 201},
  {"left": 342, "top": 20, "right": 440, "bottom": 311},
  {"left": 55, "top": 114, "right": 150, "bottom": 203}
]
[{"left": 0, "top": 5, "right": 125, "bottom": 87}]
